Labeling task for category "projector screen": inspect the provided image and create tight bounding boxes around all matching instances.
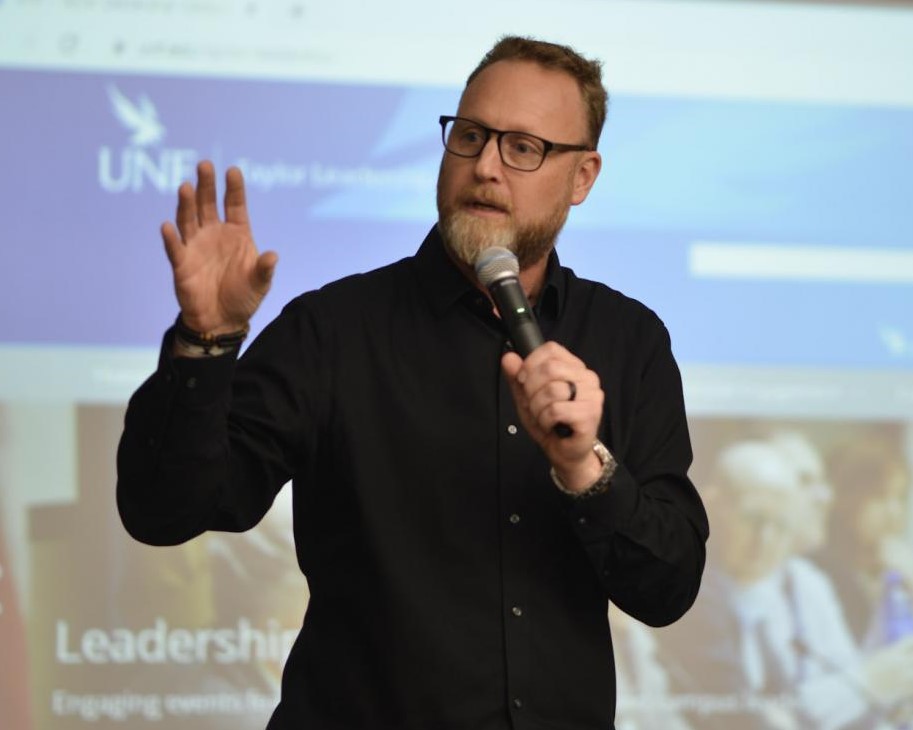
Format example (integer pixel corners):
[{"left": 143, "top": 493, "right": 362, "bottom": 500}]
[{"left": 1, "top": 1, "right": 912, "bottom": 728}]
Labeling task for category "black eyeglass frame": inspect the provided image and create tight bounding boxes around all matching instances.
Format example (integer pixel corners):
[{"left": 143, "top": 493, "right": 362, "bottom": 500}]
[{"left": 439, "top": 115, "right": 593, "bottom": 172}]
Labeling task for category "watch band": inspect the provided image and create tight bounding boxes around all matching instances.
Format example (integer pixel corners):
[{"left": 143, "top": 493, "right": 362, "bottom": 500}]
[{"left": 550, "top": 439, "right": 617, "bottom": 499}]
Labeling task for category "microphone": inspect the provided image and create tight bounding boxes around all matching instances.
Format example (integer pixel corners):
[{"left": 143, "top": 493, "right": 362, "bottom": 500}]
[
  {"left": 475, "top": 247, "right": 572, "bottom": 438},
  {"left": 475, "top": 247, "right": 543, "bottom": 356}
]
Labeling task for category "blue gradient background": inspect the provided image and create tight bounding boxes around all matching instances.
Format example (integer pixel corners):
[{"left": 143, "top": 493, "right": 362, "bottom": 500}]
[{"left": 1, "top": 70, "right": 910, "bottom": 367}]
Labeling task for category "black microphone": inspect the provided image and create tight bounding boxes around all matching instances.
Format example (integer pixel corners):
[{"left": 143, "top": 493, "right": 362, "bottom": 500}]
[{"left": 475, "top": 247, "right": 572, "bottom": 438}]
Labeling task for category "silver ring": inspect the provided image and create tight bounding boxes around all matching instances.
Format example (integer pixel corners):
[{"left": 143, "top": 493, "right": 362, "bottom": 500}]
[{"left": 567, "top": 381, "right": 577, "bottom": 402}]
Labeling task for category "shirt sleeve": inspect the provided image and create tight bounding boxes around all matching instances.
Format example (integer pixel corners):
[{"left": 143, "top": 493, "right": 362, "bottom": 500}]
[
  {"left": 563, "top": 315, "right": 709, "bottom": 627},
  {"left": 116, "top": 298, "right": 326, "bottom": 546}
]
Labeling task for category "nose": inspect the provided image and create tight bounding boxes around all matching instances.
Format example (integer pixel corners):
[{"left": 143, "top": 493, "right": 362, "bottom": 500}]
[{"left": 473, "top": 134, "right": 504, "bottom": 180}]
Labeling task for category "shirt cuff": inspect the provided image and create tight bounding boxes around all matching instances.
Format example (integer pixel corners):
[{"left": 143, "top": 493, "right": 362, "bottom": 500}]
[
  {"left": 564, "top": 460, "right": 639, "bottom": 542},
  {"left": 158, "top": 326, "right": 239, "bottom": 407}
]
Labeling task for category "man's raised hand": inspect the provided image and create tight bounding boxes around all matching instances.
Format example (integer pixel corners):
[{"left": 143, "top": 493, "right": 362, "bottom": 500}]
[{"left": 161, "top": 161, "right": 277, "bottom": 336}]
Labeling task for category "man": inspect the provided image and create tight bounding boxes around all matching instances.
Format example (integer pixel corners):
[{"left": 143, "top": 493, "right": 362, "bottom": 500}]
[
  {"left": 767, "top": 430, "right": 833, "bottom": 556},
  {"left": 656, "top": 439, "right": 896, "bottom": 730},
  {"left": 118, "top": 36, "right": 708, "bottom": 729}
]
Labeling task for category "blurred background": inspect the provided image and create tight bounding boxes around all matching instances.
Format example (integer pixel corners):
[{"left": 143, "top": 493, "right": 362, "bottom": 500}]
[{"left": 0, "top": 0, "right": 911, "bottom": 727}]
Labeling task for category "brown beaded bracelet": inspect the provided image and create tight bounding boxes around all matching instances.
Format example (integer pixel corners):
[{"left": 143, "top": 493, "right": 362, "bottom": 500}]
[{"left": 174, "top": 315, "right": 249, "bottom": 355}]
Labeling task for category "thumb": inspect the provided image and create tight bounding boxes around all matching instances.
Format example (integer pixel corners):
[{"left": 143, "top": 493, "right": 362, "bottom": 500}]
[
  {"left": 253, "top": 251, "right": 279, "bottom": 292},
  {"left": 501, "top": 351, "right": 523, "bottom": 377},
  {"left": 501, "top": 350, "right": 542, "bottom": 441},
  {"left": 501, "top": 351, "right": 524, "bottom": 381}
]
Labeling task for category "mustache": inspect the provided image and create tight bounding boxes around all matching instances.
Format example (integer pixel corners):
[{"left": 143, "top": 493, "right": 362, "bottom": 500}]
[{"left": 459, "top": 187, "right": 511, "bottom": 213}]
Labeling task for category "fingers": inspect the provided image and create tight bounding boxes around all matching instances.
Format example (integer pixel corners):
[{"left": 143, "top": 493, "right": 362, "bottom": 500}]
[
  {"left": 161, "top": 221, "right": 184, "bottom": 267},
  {"left": 174, "top": 161, "right": 242, "bottom": 243},
  {"left": 517, "top": 342, "right": 599, "bottom": 406},
  {"left": 528, "top": 376, "right": 601, "bottom": 432},
  {"left": 502, "top": 341, "right": 603, "bottom": 444},
  {"left": 195, "top": 160, "right": 219, "bottom": 225},
  {"left": 531, "top": 381, "right": 602, "bottom": 438},
  {"left": 518, "top": 341, "right": 588, "bottom": 386},
  {"left": 174, "top": 180, "right": 198, "bottom": 242},
  {"left": 224, "top": 166, "right": 250, "bottom": 226}
]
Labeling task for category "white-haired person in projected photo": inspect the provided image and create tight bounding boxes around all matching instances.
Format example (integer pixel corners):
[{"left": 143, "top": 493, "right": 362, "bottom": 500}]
[
  {"left": 655, "top": 439, "right": 909, "bottom": 730},
  {"left": 767, "top": 430, "right": 834, "bottom": 557},
  {"left": 116, "top": 35, "right": 709, "bottom": 730},
  {"left": 766, "top": 429, "right": 913, "bottom": 726}
]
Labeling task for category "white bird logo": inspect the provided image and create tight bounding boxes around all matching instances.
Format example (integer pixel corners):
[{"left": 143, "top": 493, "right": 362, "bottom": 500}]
[{"left": 107, "top": 85, "right": 166, "bottom": 147}]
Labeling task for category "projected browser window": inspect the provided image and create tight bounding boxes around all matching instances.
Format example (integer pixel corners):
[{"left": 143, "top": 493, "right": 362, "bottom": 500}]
[{"left": 1, "top": 1, "right": 911, "bottom": 729}]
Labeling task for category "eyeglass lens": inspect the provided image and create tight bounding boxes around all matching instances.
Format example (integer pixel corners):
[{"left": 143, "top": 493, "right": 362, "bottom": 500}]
[{"left": 443, "top": 118, "right": 546, "bottom": 171}]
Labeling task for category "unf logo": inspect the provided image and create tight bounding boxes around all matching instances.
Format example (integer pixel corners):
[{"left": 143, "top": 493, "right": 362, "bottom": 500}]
[{"left": 98, "top": 85, "right": 197, "bottom": 193}]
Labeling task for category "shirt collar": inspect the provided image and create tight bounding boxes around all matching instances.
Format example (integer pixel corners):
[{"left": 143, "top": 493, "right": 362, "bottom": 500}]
[
  {"left": 411, "top": 226, "right": 476, "bottom": 318},
  {"left": 538, "top": 248, "right": 563, "bottom": 324},
  {"left": 412, "top": 225, "right": 566, "bottom": 321}
]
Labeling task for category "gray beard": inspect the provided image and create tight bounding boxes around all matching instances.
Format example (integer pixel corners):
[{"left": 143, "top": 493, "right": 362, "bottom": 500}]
[
  {"left": 439, "top": 210, "right": 515, "bottom": 266},
  {"left": 438, "top": 205, "right": 568, "bottom": 271}
]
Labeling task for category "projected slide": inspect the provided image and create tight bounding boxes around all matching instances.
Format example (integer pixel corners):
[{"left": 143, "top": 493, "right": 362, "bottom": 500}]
[
  {"left": 1, "top": 0, "right": 911, "bottom": 728},
  {"left": 1, "top": 71, "right": 911, "bottom": 367}
]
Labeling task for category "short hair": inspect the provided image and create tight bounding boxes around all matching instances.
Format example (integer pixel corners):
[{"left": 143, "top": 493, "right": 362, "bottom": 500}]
[{"left": 466, "top": 35, "right": 608, "bottom": 149}]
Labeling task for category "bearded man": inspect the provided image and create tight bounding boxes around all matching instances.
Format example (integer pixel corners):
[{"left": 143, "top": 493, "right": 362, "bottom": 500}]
[{"left": 118, "top": 35, "right": 708, "bottom": 730}]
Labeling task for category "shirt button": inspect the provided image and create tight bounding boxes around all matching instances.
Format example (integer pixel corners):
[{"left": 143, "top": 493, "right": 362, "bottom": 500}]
[
  {"left": 507, "top": 424, "right": 518, "bottom": 435},
  {"left": 511, "top": 606, "right": 523, "bottom": 617},
  {"left": 578, "top": 516, "right": 588, "bottom": 526},
  {"left": 512, "top": 698, "right": 523, "bottom": 709},
  {"left": 185, "top": 377, "right": 197, "bottom": 389},
  {"left": 509, "top": 513, "right": 521, "bottom": 525}
]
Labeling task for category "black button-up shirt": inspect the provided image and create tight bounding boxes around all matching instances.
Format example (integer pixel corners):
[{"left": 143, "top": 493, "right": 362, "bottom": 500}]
[{"left": 118, "top": 227, "right": 708, "bottom": 730}]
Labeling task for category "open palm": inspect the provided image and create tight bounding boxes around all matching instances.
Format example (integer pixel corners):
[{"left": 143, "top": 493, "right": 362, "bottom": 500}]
[{"left": 162, "top": 161, "right": 277, "bottom": 335}]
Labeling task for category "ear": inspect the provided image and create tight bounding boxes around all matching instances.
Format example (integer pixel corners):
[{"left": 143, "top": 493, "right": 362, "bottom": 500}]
[{"left": 570, "top": 151, "right": 602, "bottom": 206}]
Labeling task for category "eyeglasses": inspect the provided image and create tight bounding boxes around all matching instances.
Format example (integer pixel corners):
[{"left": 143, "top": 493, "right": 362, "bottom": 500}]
[{"left": 439, "top": 115, "right": 592, "bottom": 172}]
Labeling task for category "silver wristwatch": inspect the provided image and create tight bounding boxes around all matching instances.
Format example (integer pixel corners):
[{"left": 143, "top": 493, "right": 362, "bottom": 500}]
[{"left": 550, "top": 439, "right": 617, "bottom": 499}]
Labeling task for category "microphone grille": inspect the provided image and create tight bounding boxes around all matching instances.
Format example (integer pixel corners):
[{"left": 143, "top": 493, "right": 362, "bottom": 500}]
[{"left": 474, "top": 247, "right": 519, "bottom": 287}]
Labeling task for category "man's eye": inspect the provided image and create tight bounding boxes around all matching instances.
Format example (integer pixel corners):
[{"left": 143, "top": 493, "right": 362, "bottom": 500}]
[
  {"left": 507, "top": 136, "right": 542, "bottom": 157},
  {"left": 458, "top": 128, "right": 484, "bottom": 145}
]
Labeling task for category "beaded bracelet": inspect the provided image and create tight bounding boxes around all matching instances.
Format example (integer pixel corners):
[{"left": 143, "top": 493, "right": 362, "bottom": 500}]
[{"left": 174, "top": 315, "right": 249, "bottom": 356}]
